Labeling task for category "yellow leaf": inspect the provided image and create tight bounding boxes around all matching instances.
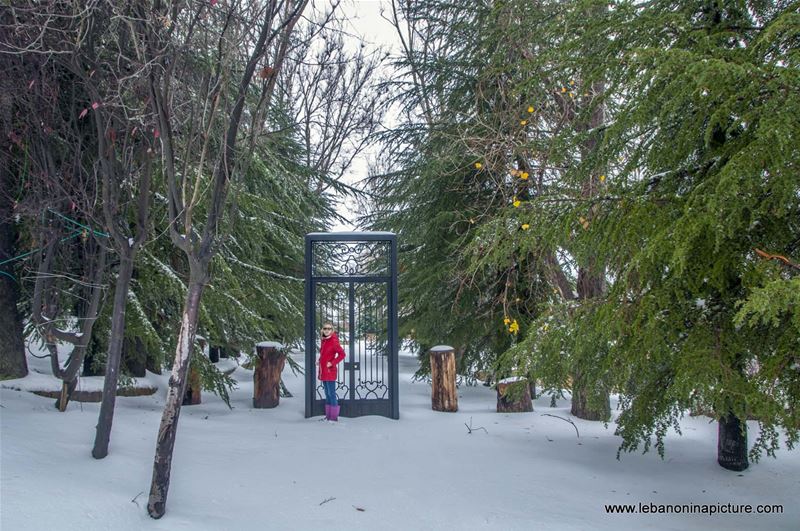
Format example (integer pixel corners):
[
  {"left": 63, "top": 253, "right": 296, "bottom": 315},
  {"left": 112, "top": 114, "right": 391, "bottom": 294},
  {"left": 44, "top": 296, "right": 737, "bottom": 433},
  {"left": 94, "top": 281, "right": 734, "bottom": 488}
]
[
  {"left": 520, "top": 120, "right": 527, "bottom": 126},
  {"left": 504, "top": 317, "right": 511, "bottom": 325},
  {"left": 599, "top": 174, "right": 606, "bottom": 182},
  {"left": 520, "top": 172, "right": 529, "bottom": 180},
  {"left": 474, "top": 162, "right": 482, "bottom": 169},
  {"left": 513, "top": 198, "right": 521, "bottom": 208},
  {"left": 527, "top": 106, "right": 534, "bottom": 113},
  {"left": 521, "top": 223, "right": 530, "bottom": 230},
  {"left": 561, "top": 87, "right": 567, "bottom": 93},
  {"left": 569, "top": 80, "right": 575, "bottom": 86}
]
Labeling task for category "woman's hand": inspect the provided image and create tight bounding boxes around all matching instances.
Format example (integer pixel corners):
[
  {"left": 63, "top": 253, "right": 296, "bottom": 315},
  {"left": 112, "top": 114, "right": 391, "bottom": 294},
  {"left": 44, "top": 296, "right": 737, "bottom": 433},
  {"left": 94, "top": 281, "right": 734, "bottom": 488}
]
[{"left": 326, "top": 361, "right": 332, "bottom": 368}]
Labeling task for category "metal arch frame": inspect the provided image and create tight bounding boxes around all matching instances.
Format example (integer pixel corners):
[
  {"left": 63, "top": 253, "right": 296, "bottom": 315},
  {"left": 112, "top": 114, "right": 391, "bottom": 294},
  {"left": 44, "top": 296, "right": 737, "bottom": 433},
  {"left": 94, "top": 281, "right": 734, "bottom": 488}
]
[{"left": 304, "top": 232, "right": 399, "bottom": 419}]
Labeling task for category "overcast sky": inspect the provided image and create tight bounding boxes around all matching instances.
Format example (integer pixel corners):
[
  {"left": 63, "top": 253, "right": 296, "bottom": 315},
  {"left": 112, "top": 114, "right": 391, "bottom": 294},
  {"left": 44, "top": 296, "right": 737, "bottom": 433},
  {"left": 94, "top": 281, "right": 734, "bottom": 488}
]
[{"left": 330, "top": 0, "right": 400, "bottom": 231}]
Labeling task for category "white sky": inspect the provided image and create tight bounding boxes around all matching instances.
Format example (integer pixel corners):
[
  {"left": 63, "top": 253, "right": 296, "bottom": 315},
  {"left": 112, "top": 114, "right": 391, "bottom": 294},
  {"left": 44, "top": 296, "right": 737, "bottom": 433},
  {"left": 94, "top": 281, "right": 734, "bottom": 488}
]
[{"left": 330, "top": 0, "right": 400, "bottom": 231}]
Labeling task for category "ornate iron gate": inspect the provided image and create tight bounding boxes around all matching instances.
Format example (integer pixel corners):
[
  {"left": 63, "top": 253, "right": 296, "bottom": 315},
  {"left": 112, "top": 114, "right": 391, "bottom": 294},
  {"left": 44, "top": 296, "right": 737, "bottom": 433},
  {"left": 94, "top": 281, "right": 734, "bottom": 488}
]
[{"left": 304, "top": 232, "right": 399, "bottom": 419}]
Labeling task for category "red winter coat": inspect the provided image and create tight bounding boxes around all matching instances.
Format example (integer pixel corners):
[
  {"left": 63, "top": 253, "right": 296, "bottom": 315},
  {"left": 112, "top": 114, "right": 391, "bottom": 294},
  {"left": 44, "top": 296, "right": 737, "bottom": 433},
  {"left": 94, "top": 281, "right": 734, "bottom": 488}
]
[{"left": 318, "top": 332, "right": 346, "bottom": 381}]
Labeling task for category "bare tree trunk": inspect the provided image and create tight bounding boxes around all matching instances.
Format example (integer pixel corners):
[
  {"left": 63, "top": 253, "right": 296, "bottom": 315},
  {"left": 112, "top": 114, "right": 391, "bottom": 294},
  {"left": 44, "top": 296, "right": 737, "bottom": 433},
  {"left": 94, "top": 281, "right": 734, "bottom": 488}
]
[
  {"left": 570, "top": 259, "right": 610, "bottom": 421},
  {"left": 570, "top": 79, "right": 610, "bottom": 421},
  {"left": 718, "top": 411, "right": 748, "bottom": 471},
  {"left": 570, "top": 368, "right": 609, "bottom": 420},
  {"left": 92, "top": 255, "right": 134, "bottom": 458},
  {"left": 147, "top": 276, "right": 205, "bottom": 518},
  {"left": 143, "top": 0, "right": 309, "bottom": 518},
  {"left": 0, "top": 90, "right": 27, "bottom": 380},
  {"left": 0, "top": 199, "right": 27, "bottom": 380},
  {"left": 31, "top": 237, "right": 107, "bottom": 411}
]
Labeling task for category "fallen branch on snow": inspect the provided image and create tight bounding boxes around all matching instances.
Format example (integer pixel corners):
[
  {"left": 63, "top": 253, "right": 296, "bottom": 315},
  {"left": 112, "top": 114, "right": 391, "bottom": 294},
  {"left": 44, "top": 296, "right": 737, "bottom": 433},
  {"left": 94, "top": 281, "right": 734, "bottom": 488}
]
[
  {"left": 541, "top": 413, "right": 580, "bottom": 438},
  {"left": 464, "top": 416, "right": 488, "bottom": 434}
]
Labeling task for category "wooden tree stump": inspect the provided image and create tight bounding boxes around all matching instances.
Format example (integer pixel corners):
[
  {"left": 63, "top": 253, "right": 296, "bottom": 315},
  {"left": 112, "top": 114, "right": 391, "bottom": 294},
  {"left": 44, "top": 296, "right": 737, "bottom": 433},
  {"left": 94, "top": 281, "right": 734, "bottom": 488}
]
[
  {"left": 182, "top": 366, "right": 201, "bottom": 405},
  {"left": 496, "top": 377, "right": 533, "bottom": 413},
  {"left": 718, "top": 412, "right": 749, "bottom": 471},
  {"left": 429, "top": 345, "right": 457, "bottom": 412},
  {"left": 253, "top": 341, "right": 285, "bottom": 408}
]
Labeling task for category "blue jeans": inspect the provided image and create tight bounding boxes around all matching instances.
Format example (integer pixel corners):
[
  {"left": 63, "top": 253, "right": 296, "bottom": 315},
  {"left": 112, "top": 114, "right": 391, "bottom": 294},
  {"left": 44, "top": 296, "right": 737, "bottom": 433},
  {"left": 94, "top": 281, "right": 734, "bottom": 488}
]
[{"left": 322, "top": 380, "right": 338, "bottom": 406}]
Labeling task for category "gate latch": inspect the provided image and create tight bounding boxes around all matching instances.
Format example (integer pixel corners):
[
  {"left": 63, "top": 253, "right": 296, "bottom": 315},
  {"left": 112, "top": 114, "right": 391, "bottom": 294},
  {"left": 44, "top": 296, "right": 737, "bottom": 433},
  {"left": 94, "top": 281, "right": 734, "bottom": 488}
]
[{"left": 344, "top": 362, "right": 360, "bottom": 371}]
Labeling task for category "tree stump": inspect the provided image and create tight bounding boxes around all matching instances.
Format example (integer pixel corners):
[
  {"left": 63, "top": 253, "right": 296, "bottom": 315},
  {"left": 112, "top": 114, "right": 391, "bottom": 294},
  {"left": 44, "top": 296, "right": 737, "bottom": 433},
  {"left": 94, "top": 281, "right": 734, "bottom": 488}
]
[
  {"left": 182, "top": 366, "right": 201, "bottom": 405},
  {"left": 209, "top": 346, "right": 220, "bottom": 363},
  {"left": 253, "top": 341, "right": 285, "bottom": 408},
  {"left": 718, "top": 412, "right": 749, "bottom": 471},
  {"left": 496, "top": 377, "right": 533, "bottom": 413},
  {"left": 429, "top": 345, "right": 457, "bottom": 412}
]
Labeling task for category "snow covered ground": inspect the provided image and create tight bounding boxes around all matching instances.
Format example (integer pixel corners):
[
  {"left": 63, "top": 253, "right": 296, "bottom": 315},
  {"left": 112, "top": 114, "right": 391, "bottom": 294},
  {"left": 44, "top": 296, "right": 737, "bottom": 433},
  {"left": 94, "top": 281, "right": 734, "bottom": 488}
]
[{"left": 2, "top": 348, "right": 798, "bottom": 530}]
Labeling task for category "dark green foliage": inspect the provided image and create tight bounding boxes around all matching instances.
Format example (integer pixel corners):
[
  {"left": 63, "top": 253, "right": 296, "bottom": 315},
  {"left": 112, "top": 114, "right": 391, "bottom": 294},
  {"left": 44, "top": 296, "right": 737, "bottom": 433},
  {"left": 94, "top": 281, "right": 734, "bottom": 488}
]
[{"left": 370, "top": 0, "right": 799, "bottom": 462}]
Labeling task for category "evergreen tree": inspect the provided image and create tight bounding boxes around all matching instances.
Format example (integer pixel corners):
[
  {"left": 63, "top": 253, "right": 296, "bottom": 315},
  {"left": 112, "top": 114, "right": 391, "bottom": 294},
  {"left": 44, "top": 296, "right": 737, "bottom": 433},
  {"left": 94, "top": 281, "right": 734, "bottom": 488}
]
[{"left": 504, "top": 0, "right": 800, "bottom": 467}]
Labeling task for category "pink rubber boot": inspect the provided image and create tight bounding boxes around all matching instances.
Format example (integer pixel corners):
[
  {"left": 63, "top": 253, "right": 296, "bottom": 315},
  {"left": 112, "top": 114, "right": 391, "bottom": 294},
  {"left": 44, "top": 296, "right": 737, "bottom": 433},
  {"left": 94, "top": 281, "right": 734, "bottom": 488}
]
[
  {"left": 324, "top": 404, "right": 331, "bottom": 420},
  {"left": 329, "top": 405, "right": 340, "bottom": 422}
]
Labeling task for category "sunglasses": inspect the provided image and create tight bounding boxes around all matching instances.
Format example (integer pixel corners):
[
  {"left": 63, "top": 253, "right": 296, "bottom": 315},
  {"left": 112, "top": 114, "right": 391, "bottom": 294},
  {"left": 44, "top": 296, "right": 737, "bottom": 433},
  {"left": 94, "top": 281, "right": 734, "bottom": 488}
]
[{"left": 322, "top": 327, "right": 332, "bottom": 330}]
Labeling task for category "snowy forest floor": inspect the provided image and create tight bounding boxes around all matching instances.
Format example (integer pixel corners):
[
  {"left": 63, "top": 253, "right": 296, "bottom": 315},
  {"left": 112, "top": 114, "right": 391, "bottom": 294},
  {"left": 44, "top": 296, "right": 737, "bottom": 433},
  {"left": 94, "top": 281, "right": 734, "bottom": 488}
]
[{"left": 2, "top": 347, "right": 798, "bottom": 531}]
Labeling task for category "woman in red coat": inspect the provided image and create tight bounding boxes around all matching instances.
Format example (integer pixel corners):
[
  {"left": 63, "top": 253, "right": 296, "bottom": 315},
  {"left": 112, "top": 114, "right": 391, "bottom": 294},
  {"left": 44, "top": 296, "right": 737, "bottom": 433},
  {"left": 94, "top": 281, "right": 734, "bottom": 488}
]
[{"left": 318, "top": 322, "right": 346, "bottom": 421}]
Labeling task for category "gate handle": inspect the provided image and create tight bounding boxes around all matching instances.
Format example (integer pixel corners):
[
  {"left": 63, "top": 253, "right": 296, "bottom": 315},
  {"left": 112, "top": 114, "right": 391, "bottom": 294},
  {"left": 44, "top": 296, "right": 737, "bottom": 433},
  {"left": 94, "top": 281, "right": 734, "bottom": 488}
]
[{"left": 344, "top": 362, "right": 360, "bottom": 371}]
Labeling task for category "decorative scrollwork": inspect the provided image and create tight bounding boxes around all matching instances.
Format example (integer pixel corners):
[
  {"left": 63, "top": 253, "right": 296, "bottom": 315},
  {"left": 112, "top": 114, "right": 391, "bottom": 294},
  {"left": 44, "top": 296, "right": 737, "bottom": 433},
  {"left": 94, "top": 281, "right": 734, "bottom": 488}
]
[
  {"left": 312, "top": 240, "right": 391, "bottom": 277},
  {"left": 316, "top": 381, "right": 352, "bottom": 400},
  {"left": 355, "top": 379, "right": 388, "bottom": 400}
]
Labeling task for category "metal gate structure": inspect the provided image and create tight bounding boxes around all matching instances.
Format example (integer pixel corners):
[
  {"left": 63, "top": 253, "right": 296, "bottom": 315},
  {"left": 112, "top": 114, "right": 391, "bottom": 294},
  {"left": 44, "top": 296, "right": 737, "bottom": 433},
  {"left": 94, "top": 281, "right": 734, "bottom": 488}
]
[{"left": 304, "top": 232, "right": 399, "bottom": 419}]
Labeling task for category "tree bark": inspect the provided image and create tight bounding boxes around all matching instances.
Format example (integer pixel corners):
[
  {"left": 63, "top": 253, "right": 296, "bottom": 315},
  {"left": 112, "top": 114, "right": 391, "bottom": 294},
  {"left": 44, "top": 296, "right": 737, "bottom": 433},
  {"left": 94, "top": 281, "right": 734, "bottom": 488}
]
[
  {"left": 253, "top": 344, "right": 286, "bottom": 408},
  {"left": 570, "top": 79, "right": 610, "bottom": 421},
  {"left": 496, "top": 379, "right": 533, "bottom": 413},
  {"left": 92, "top": 255, "right": 134, "bottom": 459},
  {"left": 718, "top": 411, "right": 749, "bottom": 471},
  {"left": 0, "top": 89, "right": 27, "bottom": 380},
  {"left": 124, "top": 337, "right": 147, "bottom": 378},
  {"left": 182, "top": 365, "right": 201, "bottom": 405},
  {"left": 144, "top": 0, "right": 309, "bottom": 518},
  {"left": 570, "top": 369, "right": 610, "bottom": 421},
  {"left": 32, "top": 239, "right": 107, "bottom": 412},
  {"left": 429, "top": 346, "right": 457, "bottom": 412},
  {"left": 147, "top": 278, "right": 205, "bottom": 518},
  {"left": 0, "top": 214, "right": 27, "bottom": 380}
]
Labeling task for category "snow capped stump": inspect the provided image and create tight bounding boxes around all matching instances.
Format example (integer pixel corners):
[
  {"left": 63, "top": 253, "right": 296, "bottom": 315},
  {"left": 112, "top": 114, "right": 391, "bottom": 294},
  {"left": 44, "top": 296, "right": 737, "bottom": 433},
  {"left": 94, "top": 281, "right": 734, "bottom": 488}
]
[
  {"left": 496, "top": 377, "right": 533, "bottom": 413},
  {"left": 429, "top": 345, "right": 458, "bottom": 412},
  {"left": 253, "top": 342, "right": 286, "bottom": 408}
]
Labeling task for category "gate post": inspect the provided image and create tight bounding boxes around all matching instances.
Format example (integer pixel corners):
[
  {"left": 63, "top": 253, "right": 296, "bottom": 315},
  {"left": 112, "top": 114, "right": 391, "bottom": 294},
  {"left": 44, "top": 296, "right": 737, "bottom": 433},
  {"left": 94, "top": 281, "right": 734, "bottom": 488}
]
[
  {"left": 429, "top": 345, "right": 458, "bottom": 412},
  {"left": 253, "top": 341, "right": 285, "bottom": 408}
]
